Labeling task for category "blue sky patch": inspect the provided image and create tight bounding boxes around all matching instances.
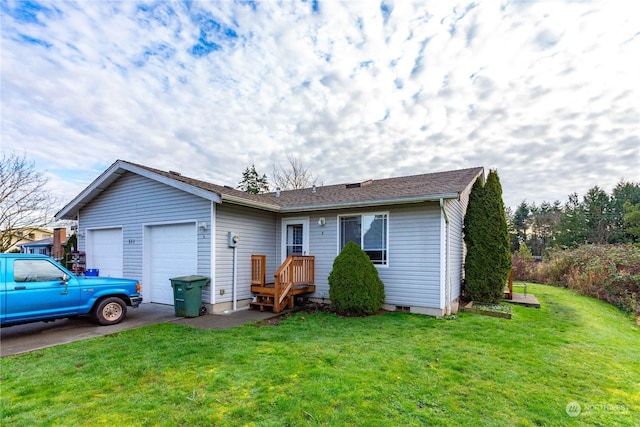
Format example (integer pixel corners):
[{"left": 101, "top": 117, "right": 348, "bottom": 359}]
[
  {"left": 134, "top": 43, "right": 176, "bottom": 66},
  {"left": 191, "top": 29, "right": 222, "bottom": 56},
  {"left": 17, "top": 33, "right": 52, "bottom": 48},
  {"left": 186, "top": 9, "right": 239, "bottom": 57},
  {"left": 447, "top": 2, "right": 479, "bottom": 36},
  {"left": 380, "top": 2, "right": 392, "bottom": 23},
  {"left": 410, "top": 37, "right": 431, "bottom": 77},
  {"left": 135, "top": 2, "right": 177, "bottom": 27},
  {"left": 1, "top": 1, "right": 60, "bottom": 25},
  {"left": 237, "top": 1, "right": 258, "bottom": 12}
]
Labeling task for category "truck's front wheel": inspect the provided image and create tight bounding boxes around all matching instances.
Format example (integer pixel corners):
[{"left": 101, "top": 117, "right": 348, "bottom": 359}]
[{"left": 94, "top": 297, "right": 127, "bottom": 325}]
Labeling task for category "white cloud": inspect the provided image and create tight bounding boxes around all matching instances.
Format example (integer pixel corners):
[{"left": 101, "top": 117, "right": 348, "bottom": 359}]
[{"left": 1, "top": 0, "right": 638, "bottom": 211}]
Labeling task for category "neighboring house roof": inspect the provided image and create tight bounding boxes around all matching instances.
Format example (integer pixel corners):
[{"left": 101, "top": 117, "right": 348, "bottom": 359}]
[
  {"left": 56, "top": 160, "right": 484, "bottom": 220},
  {"left": 20, "top": 237, "right": 53, "bottom": 248}
]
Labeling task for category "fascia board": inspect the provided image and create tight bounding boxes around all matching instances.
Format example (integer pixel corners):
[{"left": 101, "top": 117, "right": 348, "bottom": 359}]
[{"left": 279, "top": 193, "right": 461, "bottom": 213}]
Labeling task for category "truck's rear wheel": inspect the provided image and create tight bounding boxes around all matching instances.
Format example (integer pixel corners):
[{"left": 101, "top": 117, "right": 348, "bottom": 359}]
[{"left": 94, "top": 297, "right": 127, "bottom": 325}]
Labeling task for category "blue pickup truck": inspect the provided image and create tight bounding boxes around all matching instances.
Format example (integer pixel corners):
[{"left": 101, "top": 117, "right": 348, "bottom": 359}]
[{"left": 0, "top": 253, "right": 142, "bottom": 327}]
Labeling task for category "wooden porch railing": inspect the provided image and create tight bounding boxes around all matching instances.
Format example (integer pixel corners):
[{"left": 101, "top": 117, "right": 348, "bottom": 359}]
[
  {"left": 273, "top": 255, "right": 315, "bottom": 313},
  {"left": 251, "top": 255, "right": 266, "bottom": 286}
]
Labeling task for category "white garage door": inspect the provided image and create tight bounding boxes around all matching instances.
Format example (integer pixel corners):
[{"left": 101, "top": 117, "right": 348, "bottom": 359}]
[
  {"left": 148, "top": 223, "right": 197, "bottom": 305},
  {"left": 87, "top": 228, "right": 123, "bottom": 278}
]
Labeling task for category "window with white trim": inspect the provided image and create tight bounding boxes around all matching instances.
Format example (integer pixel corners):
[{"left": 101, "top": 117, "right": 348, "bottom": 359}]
[{"left": 339, "top": 213, "right": 388, "bottom": 265}]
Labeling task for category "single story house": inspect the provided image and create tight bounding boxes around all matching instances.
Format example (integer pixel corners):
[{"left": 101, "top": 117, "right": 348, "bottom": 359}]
[
  {"left": 18, "top": 228, "right": 67, "bottom": 261},
  {"left": 19, "top": 237, "right": 54, "bottom": 256},
  {"left": 55, "top": 160, "right": 484, "bottom": 316}
]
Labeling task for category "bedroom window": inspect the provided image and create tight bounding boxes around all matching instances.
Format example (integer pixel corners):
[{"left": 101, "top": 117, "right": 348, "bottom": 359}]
[{"left": 339, "top": 213, "right": 388, "bottom": 265}]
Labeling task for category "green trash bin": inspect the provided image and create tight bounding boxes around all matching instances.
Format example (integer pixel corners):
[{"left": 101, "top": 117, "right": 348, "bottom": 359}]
[{"left": 170, "top": 275, "right": 210, "bottom": 317}]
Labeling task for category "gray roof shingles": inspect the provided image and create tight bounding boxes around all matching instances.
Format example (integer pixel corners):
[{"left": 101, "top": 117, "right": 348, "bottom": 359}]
[{"left": 131, "top": 162, "right": 483, "bottom": 211}]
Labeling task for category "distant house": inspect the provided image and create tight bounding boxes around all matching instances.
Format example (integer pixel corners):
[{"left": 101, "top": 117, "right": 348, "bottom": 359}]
[
  {"left": 55, "top": 160, "right": 484, "bottom": 316},
  {"left": 19, "top": 237, "right": 54, "bottom": 256},
  {"left": 18, "top": 228, "right": 67, "bottom": 261},
  {"left": 5, "top": 228, "right": 53, "bottom": 253}
]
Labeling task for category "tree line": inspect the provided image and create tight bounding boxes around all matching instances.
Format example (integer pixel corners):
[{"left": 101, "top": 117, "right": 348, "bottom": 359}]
[{"left": 507, "top": 180, "right": 640, "bottom": 256}]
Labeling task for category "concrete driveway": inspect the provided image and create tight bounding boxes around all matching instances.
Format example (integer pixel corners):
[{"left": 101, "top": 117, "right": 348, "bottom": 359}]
[
  {"left": 1, "top": 304, "right": 289, "bottom": 357},
  {"left": 0, "top": 303, "right": 178, "bottom": 357}
]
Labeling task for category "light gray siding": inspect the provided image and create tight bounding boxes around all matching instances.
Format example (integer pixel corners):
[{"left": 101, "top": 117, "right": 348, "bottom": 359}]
[
  {"left": 215, "top": 204, "right": 278, "bottom": 303},
  {"left": 290, "top": 203, "right": 442, "bottom": 309},
  {"left": 78, "top": 172, "right": 213, "bottom": 301},
  {"left": 383, "top": 203, "right": 441, "bottom": 307},
  {"left": 444, "top": 182, "right": 475, "bottom": 300}
]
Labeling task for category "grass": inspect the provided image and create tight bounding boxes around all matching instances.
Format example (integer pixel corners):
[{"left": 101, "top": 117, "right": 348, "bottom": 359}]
[{"left": 1, "top": 283, "right": 639, "bottom": 426}]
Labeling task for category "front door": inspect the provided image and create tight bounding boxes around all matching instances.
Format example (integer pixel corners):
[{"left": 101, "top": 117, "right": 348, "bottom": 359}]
[{"left": 281, "top": 218, "right": 309, "bottom": 262}]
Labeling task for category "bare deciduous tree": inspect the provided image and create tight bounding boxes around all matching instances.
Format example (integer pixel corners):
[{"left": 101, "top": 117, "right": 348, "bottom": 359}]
[
  {"left": 0, "top": 153, "right": 58, "bottom": 252},
  {"left": 271, "top": 154, "right": 319, "bottom": 190}
]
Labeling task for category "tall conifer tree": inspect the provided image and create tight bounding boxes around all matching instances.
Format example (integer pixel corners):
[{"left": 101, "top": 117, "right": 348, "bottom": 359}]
[
  {"left": 484, "top": 170, "right": 512, "bottom": 301},
  {"left": 463, "top": 170, "right": 511, "bottom": 302},
  {"left": 463, "top": 177, "right": 489, "bottom": 301}
]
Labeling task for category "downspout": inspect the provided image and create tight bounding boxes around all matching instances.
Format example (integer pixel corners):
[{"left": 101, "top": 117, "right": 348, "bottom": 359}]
[
  {"left": 232, "top": 245, "right": 238, "bottom": 311},
  {"left": 440, "top": 198, "right": 451, "bottom": 316}
]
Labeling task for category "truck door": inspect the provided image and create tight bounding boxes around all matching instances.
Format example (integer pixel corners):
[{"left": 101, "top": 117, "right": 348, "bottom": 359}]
[
  {"left": 0, "top": 258, "right": 5, "bottom": 323},
  {"left": 4, "top": 258, "right": 82, "bottom": 324}
]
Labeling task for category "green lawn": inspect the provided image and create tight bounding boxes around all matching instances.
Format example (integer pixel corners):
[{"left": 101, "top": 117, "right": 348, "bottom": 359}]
[{"left": 1, "top": 284, "right": 639, "bottom": 426}]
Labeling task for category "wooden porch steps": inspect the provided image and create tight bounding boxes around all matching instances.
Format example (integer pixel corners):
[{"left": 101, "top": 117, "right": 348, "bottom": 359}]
[
  {"left": 248, "top": 283, "right": 314, "bottom": 312},
  {"left": 249, "top": 255, "right": 315, "bottom": 314},
  {"left": 249, "top": 292, "right": 277, "bottom": 312}
]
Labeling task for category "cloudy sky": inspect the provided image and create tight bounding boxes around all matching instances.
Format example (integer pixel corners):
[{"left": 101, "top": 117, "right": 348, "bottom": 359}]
[{"left": 1, "top": 0, "right": 638, "bottom": 211}]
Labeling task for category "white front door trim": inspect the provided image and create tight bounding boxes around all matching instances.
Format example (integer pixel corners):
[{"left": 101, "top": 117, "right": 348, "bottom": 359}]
[{"left": 280, "top": 217, "right": 310, "bottom": 262}]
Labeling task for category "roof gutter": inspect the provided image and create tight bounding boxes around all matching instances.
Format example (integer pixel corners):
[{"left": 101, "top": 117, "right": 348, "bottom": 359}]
[
  {"left": 221, "top": 194, "right": 282, "bottom": 212},
  {"left": 279, "top": 192, "right": 461, "bottom": 213}
]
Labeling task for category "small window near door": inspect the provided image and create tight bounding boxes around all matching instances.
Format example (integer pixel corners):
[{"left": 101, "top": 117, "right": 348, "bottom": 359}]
[{"left": 286, "top": 224, "right": 304, "bottom": 256}]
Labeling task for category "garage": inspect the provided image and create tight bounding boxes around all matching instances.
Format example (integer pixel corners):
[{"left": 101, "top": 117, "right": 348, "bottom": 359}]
[
  {"left": 146, "top": 223, "right": 197, "bottom": 305},
  {"left": 86, "top": 228, "right": 123, "bottom": 278}
]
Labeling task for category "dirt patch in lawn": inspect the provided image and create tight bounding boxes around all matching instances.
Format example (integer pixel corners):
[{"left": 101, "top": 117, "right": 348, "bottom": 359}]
[{"left": 253, "top": 302, "right": 391, "bottom": 327}]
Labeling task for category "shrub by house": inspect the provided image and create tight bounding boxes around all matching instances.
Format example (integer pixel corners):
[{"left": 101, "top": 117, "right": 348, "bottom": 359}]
[{"left": 328, "top": 242, "right": 385, "bottom": 316}]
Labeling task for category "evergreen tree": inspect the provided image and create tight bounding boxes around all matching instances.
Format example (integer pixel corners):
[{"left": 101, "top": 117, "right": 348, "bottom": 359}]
[
  {"left": 463, "top": 170, "right": 511, "bottom": 303},
  {"left": 610, "top": 181, "right": 640, "bottom": 243},
  {"left": 484, "top": 170, "right": 512, "bottom": 301},
  {"left": 623, "top": 201, "right": 640, "bottom": 241},
  {"left": 512, "top": 200, "right": 531, "bottom": 247},
  {"left": 554, "top": 193, "right": 587, "bottom": 248},
  {"left": 463, "top": 176, "right": 490, "bottom": 301},
  {"left": 583, "top": 186, "right": 611, "bottom": 244},
  {"left": 237, "top": 164, "right": 269, "bottom": 194}
]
